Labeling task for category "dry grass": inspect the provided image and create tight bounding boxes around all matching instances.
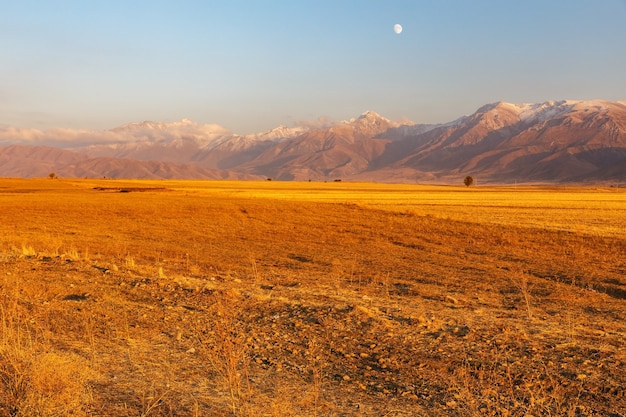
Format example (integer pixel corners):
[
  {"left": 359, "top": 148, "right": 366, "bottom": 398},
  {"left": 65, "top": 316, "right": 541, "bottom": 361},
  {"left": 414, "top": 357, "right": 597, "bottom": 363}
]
[
  {"left": 0, "top": 178, "right": 624, "bottom": 416},
  {"left": 0, "top": 265, "right": 95, "bottom": 416}
]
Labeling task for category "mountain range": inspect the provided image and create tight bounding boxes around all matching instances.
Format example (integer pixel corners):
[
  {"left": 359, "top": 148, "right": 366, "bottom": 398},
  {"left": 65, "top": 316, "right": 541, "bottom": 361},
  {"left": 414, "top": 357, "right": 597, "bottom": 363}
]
[{"left": 1, "top": 99, "right": 626, "bottom": 184}]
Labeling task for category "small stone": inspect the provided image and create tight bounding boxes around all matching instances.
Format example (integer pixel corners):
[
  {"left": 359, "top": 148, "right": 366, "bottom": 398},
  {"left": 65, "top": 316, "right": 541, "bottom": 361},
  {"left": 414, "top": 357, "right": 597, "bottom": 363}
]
[
  {"left": 343, "top": 375, "right": 351, "bottom": 381},
  {"left": 186, "top": 347, "right": 196, "bottom": 354},
  {"left": 444, "top": 295, "right": 458, "bottom": 304}
]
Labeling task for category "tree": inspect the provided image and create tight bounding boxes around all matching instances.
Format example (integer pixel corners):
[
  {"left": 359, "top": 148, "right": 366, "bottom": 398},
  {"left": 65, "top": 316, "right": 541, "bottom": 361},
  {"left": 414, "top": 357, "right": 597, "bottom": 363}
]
[
  {"left": 464, "top": 175, "right": 474, "bottom": 187},
  {"left": 48, "top": 172, "right": 57, "bottom": 180}
]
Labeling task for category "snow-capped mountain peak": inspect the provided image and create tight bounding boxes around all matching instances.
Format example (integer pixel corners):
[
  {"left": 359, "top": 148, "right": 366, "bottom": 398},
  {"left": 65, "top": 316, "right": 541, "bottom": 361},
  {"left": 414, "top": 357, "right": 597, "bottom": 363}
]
[
  {"left": 508, "top": 100, "right": 575, "bottom": 122},
  {"left": 359, "top": 110, "right": 386, "bottom": 119},
  {"left": 337, "top": 111, "right": 398, "bottom": 136},
  {"left": 492, "top": 99, "right": 619, "bottom": 124}
]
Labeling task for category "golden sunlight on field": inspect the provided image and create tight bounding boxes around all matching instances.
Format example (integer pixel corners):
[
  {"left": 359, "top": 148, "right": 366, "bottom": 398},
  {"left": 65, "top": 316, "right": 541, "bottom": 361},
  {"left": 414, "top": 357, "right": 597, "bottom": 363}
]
[
  {"left": 162, "top": 180, "right": 626, "bottom": 238},
  {"left": 0, "top": 178, "right": 624, "bottom": 416}
]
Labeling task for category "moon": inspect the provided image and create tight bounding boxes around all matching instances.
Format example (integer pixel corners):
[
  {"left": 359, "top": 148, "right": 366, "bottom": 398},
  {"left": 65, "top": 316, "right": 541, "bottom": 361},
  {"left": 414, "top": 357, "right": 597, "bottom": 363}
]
[{"left": 394, "top": 23, "right": 403, "bottom": 34}]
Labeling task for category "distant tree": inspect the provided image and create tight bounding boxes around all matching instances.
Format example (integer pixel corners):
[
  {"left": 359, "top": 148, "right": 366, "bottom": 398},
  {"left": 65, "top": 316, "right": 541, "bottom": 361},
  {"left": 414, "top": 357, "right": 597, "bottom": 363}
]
[
  {"left": 48, "top": 172, "right": 57, "bottom": 180},
  {"left": 464, "top": 175, "right": 474, "bottom": 187}
]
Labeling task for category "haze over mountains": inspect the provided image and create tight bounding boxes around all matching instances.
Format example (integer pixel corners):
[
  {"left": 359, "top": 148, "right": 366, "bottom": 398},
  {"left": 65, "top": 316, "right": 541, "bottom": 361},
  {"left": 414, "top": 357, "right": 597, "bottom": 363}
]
[{"left": 1, "top": 100, "right": 626, "bottom": 184}]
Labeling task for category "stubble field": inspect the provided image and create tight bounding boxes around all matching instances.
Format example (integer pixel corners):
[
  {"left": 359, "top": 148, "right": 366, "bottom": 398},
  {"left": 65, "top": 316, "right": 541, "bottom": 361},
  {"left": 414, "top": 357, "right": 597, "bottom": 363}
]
[{"left": 0, "top": 178, "right": 625, "bottom": 416}]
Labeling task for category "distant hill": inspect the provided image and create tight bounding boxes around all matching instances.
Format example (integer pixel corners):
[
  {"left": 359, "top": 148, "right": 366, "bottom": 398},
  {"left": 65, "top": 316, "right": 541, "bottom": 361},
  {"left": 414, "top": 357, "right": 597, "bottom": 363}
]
[
  {"left": 0, "top": 145, "right": 88, "bottom": 178},
  {"left": 1, "top": 100, "right": 625, "bottom": 184}
]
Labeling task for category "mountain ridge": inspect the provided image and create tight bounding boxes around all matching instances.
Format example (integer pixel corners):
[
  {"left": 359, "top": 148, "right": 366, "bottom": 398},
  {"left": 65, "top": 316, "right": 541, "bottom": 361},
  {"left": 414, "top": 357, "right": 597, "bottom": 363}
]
[{"left": 1, "top": 100, "right": 625, "bottom": 184}]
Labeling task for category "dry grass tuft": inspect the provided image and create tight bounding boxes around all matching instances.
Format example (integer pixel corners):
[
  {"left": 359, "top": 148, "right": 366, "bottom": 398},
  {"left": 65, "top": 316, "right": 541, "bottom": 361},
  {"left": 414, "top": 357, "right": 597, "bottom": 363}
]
[
  {"left": 203, "top": 293, "right": 253, "bottom": 416},
  {"left": 0, "top": 301, "right": 95, "bottom": 416}
]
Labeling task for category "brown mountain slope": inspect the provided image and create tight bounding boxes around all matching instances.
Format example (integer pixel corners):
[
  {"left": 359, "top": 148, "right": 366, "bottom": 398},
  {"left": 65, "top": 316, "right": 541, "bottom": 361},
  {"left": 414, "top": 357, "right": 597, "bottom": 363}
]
[
  {"left": 0, "top": 146, "right": 261, "bottom": 180},
  {"left": 369, "top": 100, "right": 626, "bottom": 183},
  {"left": 238, "top": 112, "right": 396, "bottom": 180},
  {"left": 55, "top": 157, "right": 263, "bottom": 180},
  {"left": 190, "top": 138, "right": 281, "bottom": 170},
  {"left": 0, "top": 145, "right": 88, "bottom": 177}
]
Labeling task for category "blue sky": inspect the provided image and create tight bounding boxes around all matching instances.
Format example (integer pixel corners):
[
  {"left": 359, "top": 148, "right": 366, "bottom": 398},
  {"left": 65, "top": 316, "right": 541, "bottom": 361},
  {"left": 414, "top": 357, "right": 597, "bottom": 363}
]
[{"left": 1, "top": 0, "right": 625, "bottom": 134}]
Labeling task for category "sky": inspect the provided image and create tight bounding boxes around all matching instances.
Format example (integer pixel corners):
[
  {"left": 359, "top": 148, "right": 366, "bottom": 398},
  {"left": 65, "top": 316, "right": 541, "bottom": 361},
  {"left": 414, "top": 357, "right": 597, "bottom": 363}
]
[{"left": 1, "top": 0, "right": 625, "bottom": 134}]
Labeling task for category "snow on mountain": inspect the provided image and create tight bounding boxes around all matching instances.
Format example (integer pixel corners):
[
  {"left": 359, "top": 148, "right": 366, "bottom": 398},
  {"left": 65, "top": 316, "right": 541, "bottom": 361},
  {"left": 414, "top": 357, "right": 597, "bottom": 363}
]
[
  {"left": 243, "top": 125, "right": 307, "bottom": 142},
  {"left": 329, "top": 111, "right": 401, "bottom": 140},
  {"left": 490, "top": 99, "right": 622, "bottom": 124},
  {"left": 94, "top": 120, "right": 307, "bottom": 153},
  {"left": 346, "top": 111, "right": 395, "bottom": 130},
  {"left": 502, "top": 100, "right": 575, "bottom": 122}
]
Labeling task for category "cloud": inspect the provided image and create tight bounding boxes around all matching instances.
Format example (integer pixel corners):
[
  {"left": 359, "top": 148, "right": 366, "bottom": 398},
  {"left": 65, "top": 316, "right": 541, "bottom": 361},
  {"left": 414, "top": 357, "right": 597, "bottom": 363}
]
[
  {"left": 0, "top": 126, "right": 131, "bottom": 147},
  {"left": 393, "top": 116, "right": 415, "bottom": 126},
  {"left": 291, "top": 115, "right": 339, "bottom": 130},
  {"left": 0, "top": 119, "right": 233, "bottom": 148},
  {"left": 110, "top": 119, "right": 232, "bottom": 144}
]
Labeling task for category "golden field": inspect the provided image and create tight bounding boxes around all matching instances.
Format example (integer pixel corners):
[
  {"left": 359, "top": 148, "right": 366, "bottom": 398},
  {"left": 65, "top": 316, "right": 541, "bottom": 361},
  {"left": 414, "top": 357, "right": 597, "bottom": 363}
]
[{"left": 0, "top": 178, "right": 625, "bottom": 416}]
